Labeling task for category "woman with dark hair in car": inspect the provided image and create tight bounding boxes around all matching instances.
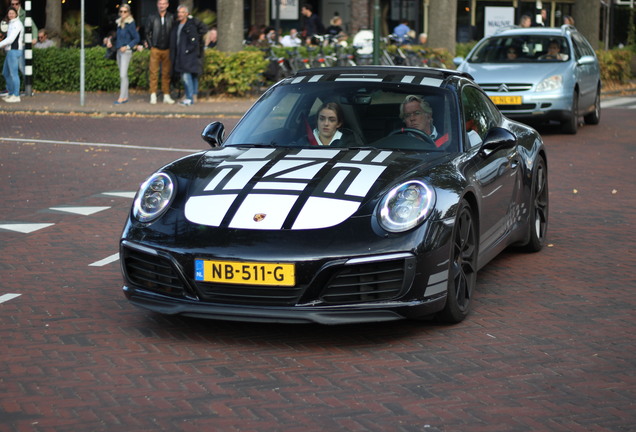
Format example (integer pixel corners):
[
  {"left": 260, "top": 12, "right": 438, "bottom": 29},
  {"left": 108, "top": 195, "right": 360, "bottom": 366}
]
[{"left": 312, "top": 102, "right": 344, "bottom": 146}]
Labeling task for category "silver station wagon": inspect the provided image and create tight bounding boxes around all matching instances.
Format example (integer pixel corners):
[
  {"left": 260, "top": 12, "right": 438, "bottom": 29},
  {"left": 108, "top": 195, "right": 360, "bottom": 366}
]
[{"left": 455, "top": 25, "right": 601, "bottom": 134}]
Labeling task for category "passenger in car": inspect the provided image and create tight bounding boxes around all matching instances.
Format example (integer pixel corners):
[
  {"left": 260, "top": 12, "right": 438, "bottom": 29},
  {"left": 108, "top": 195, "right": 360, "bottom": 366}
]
[
  {"left": 304, "top": 102, "right": 363, "bottom": 147},
  {"left": 539, "top": 40, "right": 567, "bottom": 60},
  {"left": 310, "top": 102, "right": 344, "bottom": 146}
]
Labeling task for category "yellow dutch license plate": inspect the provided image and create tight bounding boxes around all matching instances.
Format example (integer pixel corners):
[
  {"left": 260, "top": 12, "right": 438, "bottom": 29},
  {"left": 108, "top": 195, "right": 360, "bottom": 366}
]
[
  {"left": 490, "top": 95, "right": 522, "bottom": 105},
  {"left": 195, "top": 259, "right": 295, "bottom": 286}
]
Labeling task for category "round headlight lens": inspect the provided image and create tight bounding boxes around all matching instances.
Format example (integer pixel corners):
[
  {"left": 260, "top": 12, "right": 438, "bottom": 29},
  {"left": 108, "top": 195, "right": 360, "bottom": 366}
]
[
  {"left": 378, "top": 181, "right": 435, "bottom": 232},
  {"left": 133, "top": 173, "right": 175, "bottom": 222}
]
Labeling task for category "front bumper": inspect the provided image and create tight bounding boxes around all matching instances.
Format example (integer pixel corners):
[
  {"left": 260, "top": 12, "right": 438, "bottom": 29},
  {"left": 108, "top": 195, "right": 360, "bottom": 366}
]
[
  {"left": 120, "top": 239, "right": 451, "bottom": 325},
  {"left": 489, "top": 91, "right": 572, "bottom": 122},
  {"left": 123, "top": 286, "right": 446, "bottom": 324}
]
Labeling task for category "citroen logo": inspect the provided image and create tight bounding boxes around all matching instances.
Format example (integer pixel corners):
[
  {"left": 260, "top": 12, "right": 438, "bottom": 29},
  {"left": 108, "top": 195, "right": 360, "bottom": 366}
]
[
  {"left": 498, "top": 83, "right": 509, "bottom": 92},
  {"left": 253, "top": 213, "right": 266, "bottom": 222}
]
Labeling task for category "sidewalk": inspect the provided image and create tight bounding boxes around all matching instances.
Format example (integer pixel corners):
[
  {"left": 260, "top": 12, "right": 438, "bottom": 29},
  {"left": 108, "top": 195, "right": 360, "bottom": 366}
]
[{"left": 0, "top": 91, "right": 259, "bottom": 117}]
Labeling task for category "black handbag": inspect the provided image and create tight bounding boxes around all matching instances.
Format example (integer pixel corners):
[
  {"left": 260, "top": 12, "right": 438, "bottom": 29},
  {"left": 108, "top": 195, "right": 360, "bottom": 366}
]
[{"left": 104, "top": 46, "right": 117, "bottom": 60}]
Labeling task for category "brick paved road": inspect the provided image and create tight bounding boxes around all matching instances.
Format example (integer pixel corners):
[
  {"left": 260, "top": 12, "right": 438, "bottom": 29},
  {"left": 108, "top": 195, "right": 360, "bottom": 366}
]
[{"left": 0, "top": 108, "right": 634, "bottom": 432}]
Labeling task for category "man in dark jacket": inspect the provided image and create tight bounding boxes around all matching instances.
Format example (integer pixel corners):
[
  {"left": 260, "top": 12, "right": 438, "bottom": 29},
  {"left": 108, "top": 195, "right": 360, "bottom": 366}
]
[
  {"left": 300, "top": 3, "right": 324, "bottom": 45},
  {"left": 170, "top": 4, "right": 203, "bottom": 106},
  {"left": 145, "top": 0, "right": 174, "bottom": 104}
]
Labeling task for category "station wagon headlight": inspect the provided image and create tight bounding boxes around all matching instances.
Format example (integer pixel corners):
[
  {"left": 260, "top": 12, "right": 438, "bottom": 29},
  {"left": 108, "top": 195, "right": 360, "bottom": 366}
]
[
  {"left": 133, "top": 172, "right": 175, "bottom": 222},
  {"left": 536, "top": 75, "right": 563, "bottom": 92},
  {"left": 377, "top": 181, "right": 435, "bottom": 232}
]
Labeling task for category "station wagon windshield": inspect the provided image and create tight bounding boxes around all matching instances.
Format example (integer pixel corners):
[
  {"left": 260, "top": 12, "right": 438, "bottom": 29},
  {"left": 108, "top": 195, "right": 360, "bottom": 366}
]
[{"left": 468, "top": 35, "right": 570, "bottom": 63}]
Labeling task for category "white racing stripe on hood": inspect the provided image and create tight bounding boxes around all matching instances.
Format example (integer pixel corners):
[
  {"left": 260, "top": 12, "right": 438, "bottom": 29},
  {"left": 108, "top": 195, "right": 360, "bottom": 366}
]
[{"left": 184, "top": 148, "right": 393, "bottom": 230}]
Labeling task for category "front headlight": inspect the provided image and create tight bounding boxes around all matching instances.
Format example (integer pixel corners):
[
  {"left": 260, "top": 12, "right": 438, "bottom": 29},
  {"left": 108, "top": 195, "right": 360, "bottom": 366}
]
[
  {"left": 133, "top": 172, "right": 175, "bottom": 222},
  {"left": 377, "top": 181, "right": 435, "bottom": 232},
  {"left": 535, "top": 75, "right": 563, "bottom": 92}
]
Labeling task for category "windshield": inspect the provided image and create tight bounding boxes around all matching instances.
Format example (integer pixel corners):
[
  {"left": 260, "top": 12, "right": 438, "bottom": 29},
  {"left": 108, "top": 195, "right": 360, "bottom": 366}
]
[
  {"left": 468, "top": 35, "right": 570, "bottom": 63},
  {"left": 224, "top": 79, "right": 460, "bottom": 153}
]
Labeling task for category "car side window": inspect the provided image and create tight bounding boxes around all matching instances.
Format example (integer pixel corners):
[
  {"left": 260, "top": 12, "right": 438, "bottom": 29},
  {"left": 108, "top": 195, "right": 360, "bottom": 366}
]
[
  {"left": 461, "top": 86, "right": 498, "bottom": 149},
  {"left": 572, "top": 33, "right": 595, "bottom": 59}
]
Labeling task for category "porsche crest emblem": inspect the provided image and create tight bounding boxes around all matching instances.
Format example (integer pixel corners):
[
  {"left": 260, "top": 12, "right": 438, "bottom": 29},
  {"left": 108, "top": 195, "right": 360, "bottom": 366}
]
[{"left": 253, "top": 213, "right": 266, "bottom": 222}]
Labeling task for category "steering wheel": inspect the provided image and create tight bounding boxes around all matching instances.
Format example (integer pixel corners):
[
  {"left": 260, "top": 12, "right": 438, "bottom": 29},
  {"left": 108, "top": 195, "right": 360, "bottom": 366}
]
[{"left": 388, "top": 127, "right": 436, "bottom": 148}]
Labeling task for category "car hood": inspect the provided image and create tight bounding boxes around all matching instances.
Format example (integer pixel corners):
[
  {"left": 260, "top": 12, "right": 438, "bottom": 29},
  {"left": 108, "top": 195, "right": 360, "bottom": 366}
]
[
  {"left": 178, "top": 146, "right": 447, "bottom": 231},
  {"left": 459, "top": 62, "right": 568, "bottom": 85}
]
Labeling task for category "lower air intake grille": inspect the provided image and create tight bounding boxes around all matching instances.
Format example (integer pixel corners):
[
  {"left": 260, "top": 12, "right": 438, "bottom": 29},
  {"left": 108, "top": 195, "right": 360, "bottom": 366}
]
[
  {"left": 320, "top": 258, "right": 410, "bottom": 304},
  {"left": 195, "top": 283, "right": 305, "bottom": 306},
  {"left": 122, "top": 248, "right": 188, "bottom": 298}
]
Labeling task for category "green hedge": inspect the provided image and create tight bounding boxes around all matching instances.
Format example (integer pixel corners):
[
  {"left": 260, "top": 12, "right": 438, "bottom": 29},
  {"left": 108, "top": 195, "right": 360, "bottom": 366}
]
[
  {"left": 0, "top": 47, "right": 268, "bottom": 96},
  {"left": 596, "top": 49, "right": 633, "bottom": 84}
]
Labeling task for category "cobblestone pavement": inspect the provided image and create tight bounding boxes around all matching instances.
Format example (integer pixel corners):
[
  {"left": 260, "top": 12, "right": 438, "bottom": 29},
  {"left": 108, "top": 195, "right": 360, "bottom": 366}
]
[{"left": 0, "top": 100, "right": 634, "bottom": 431}]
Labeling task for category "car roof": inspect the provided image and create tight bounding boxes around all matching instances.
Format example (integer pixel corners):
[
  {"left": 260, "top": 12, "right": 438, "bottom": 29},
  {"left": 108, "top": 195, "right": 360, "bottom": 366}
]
[
  {"left": 292, "top": 66, "right": 474, "bottom": 85},
  {"left": 491, "top": 25, "right": 577, "bottom": 38}
]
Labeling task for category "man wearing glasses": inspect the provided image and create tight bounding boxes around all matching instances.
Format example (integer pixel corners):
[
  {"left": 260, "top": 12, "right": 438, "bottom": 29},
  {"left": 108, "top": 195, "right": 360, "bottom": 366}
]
[
  {"left": 34, "top": 29, "right": 55, "bottom": 48},
  {"left": 400, "top": 95, "right": 439, "bottom": 138},
  {"left": 12, "top": 1, "right": 38, "bottom": 44},
  {"left": 399, "top": 95, "right": 449, "bottom": 148}
]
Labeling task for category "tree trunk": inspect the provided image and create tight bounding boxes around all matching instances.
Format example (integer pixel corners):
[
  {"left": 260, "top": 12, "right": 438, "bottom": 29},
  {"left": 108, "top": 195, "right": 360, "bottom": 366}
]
[
  {"left": 217, "top": 0, "right": 244, "bottom": 52},
  {"left": 573, "top": 0, "right": 600, "bottom": 50},
  {"left": 428, "top": 0, "right": 457, "bottom": 55},
  {"left": 46, "top": 0, "right": 63, "bottom": 46}
]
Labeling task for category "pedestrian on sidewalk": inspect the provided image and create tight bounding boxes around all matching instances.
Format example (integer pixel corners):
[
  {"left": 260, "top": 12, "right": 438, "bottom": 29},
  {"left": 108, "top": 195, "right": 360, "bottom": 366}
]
[
  {"left": 0, "top": 7, "right": 24, "bottom": 103},
  {"left": 34, "top": 28, "right": 55, "bottom": 48},
  {"left": 11, "top": 0, "right": 36, "bottom": 76},
  {"left": 170, "top": 5, "right": 202, "bottom": 106},
  {"left": 109, "top": 4, "right": 140, "bottom": 104},
  {"left": 145, "top": 0, "right": 175, "bottom": 105}
]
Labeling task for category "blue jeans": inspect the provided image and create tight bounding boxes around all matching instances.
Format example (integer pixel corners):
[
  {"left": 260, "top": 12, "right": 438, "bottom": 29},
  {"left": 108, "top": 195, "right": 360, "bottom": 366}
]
[
  {"left": 181, "top": 73, "right": 199, "bottom": 102},
  {"left": 117, "top": 48, "right": 133, "bottom": 100},
  {"left": 2, "top": 50, "right": 23, "bottom": 97}
]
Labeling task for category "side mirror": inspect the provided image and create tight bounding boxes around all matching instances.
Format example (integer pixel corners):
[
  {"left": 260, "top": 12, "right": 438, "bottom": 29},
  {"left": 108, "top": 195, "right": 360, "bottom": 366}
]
[
  {"left": 201, "top": 122, "right": 225, "bottom": 148},
  {"left": 479, "top": 127, "right": 516, "bottom": 156},
  {"left": 453, "top": 56, "right": 464, "bottom": 67},
  {"left": 578, "top": 55, "right": 595, "bottom": 65}
]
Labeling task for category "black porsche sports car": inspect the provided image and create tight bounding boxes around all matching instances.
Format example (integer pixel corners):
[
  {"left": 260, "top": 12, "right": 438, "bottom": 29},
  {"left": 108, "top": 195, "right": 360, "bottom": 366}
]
[{"left": 120, "top": 66, "right": 548, "bottom": 325}]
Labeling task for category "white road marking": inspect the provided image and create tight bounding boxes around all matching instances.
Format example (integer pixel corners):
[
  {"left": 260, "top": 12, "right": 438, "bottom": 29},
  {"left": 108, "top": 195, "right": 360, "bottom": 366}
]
[
  {"left": 0, "top": 137, "right": 200, "bottom": 153},
  {"left": 0, "top": 293, "right": 22, "bottom": 304},
  {"left": 0, "top": 223, "right": 55, "bottom": 233},
  {"left": 89, "top": 253, "right": 120, "bottom": 267},
  {"left": 601, "top": 97, "right": 636, "bottom": 108},
  {"left": 49, "top": 206, "right": 111, "bottom": 216},
  {"left": 102, "top": 192, "right": 136, "bottom": 199}
]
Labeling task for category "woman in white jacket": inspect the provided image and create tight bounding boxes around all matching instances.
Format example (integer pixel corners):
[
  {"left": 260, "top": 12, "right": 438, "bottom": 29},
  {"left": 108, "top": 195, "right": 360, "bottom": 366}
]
[{"left": 0, "top": 7, "right": 24, "bottom": 103}]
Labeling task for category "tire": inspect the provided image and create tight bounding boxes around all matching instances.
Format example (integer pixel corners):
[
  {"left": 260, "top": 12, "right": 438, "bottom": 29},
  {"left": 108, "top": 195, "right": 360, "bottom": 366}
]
[
  {"left": 519, "top": 156, "right": 549, "bottom": 252},
  {"left": 437, "top": 199, "right": 478, "bottom": 324},
  {"left": 584, "top": 86, "right": 601, "bottom": 125},
  {"left": 561, "top": 90, "right": 579, "bottom": 134}
]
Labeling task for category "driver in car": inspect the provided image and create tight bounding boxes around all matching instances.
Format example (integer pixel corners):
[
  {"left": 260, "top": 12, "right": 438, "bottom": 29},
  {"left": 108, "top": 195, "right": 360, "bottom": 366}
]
[{"left": 399, "top": 95, "right": 448, "bottom": 147}]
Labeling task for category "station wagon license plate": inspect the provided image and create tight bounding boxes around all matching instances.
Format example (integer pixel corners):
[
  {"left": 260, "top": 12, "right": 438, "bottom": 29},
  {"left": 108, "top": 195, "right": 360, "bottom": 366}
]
[
  {"left": 490, "top": 95, "right": 522, "bottom": 105},
  {"left": 195, "top": 259, "right": 295, "bottom": 286}
]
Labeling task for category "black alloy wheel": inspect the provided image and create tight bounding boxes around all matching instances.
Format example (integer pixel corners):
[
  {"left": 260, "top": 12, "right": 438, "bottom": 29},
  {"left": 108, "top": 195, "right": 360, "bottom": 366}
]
[
  {"left": 437, "top": 199, "right": 477, "bottom": 323},
  {"left": 521, "top": 156, "right": 549, "bottom": 252}
]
